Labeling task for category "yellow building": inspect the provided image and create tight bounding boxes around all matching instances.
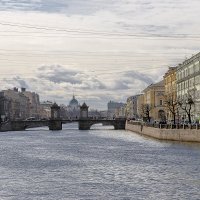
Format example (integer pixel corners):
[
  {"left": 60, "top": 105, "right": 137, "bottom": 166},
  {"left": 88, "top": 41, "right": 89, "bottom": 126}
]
[
  {"left": 137, "top": 94, "right": 144, "bottom": 119},
  {"left": 163, "top": 67, "right": 177, "bottom": 122},
  {"left": 142, "top": 80, "right": 165, "bottom": 122}
]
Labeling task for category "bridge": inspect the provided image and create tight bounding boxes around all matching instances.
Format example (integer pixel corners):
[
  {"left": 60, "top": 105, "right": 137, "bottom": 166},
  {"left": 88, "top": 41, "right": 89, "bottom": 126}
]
[
  {"left": 0, "top": 118, "right": 126, "bottom": 131},
  {"left": 0, "top": 102, "right": 126, "bottom": 131}
]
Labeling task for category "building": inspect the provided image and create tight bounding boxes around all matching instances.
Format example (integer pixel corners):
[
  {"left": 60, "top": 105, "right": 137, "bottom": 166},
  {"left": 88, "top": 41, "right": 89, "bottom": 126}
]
[
  {"left": 21, "top": 88, "right": 40, "bottom": 119},
  {"left": 99, "top": 110, "right": 107, "bottom": 119},
  {"left": 40, "top": 100, "right": 53, "bottom": 119},
  {"left": 137, "top": 94, "right": 144, "bottom": 119},
  {"left": 107, "top": 101, "right": 125, "bottom": 119},
  {"left": 88, "top": 109, "right": 101, "bottom": 119},
  {"left": 66, "top": 95, "right": 80, "bottom": 119},
  {"left": 163, "top": 67, "right": 177, "bottom": 122},
  {"left": 142, "top": 80, "right": 166, "bottom": 122},
  {"left": 126, "top": 95, "right": 142, "bottom": 119},
  {"left": 115, "top": 103, "right": 127, "bottom": 118},
  {"left": 0, "top": 88, "right": 30, "bottom": 120},
  {"left": 176, "top": 52, "right": 200, "bottom": 122}
]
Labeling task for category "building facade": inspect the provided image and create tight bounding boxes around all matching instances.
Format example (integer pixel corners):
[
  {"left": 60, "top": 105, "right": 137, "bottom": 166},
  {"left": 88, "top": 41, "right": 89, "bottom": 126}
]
[
  {"left": 142, "top": 80, "right": 166, "bottom": 122},
  {"left": 163, "top": 67, "right": 177, "bottom": 122},
  {"left": 0, "top": 88, "right": 30, "bottom": 120},
  {"left": 126, "top": 94, "right": 142, "bottom": 119},
  {"left": 40, "top": 100, "right": 53, "bottom": 119},
  {"left": 21, "top": 88, "right": 40, "bottom": 119},
  {"left": 137, "top": 94, "right": 144, "bottom": 119},
  {"left": 176, "top": 52, "right": 200, "bottom": 121},
  {"left": 107, "top": 101, "right": 125, "bottom": 119},
  {"left": 66, "top": 95, "right": 80, "bottom": 119}
]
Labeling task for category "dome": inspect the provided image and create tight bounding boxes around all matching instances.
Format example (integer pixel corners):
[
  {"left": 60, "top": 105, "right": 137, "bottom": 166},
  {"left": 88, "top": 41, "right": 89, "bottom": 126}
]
[{"left": 69, "top": 95, "right": 78, "bottom": 106}]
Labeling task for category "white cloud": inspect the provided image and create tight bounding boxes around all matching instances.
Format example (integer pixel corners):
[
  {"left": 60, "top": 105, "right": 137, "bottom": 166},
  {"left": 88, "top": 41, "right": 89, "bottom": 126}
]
[{"left": 0, "top": 0, "right": 200, "bottom": 109}]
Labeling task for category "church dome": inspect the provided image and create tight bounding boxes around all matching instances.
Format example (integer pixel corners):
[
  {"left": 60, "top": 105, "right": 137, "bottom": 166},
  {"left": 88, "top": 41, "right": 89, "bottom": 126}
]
[{"left": 69, "top": 95, "right": 78, "bottom": 106}]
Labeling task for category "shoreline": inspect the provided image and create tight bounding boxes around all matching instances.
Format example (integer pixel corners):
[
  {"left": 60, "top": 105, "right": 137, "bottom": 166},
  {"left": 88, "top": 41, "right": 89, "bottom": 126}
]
[{"left": 125, "top": 121, "right": 200, "bottom": 143}]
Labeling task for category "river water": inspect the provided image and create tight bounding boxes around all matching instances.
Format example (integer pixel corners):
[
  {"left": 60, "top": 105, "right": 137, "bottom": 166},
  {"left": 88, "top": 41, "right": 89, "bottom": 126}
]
[{"left": 0, "top": 123, "right": 199, "bottom": 200}]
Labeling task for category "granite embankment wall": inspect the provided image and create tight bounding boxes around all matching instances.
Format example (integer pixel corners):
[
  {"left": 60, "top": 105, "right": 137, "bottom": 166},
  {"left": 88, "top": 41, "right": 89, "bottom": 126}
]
[{"left": 126, "top": 122, "right": 200, "bottom": 142}]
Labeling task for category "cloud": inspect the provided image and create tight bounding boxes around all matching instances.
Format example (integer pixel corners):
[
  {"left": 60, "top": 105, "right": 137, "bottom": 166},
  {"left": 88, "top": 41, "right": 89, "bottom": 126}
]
[
  {"left": 37, "top": 65, "right": 81, "bottom": 84},
  {"left": 0, "top": 0, "right": 107, "bottom": 14},
  {"left": 124, "top": 71, "right": 153, "bottom": 85},
  {"left": 0, "top": 0, "right": 200, "bottom": 109},
  {"left": 36, "top": 64, "right": 106, "bottom": 90},
  {"left": 2, "top": 76, "right": 29, "bottom": 89},
  {"left": 0, "top": 64, "right": 154, "bottom": 109}
]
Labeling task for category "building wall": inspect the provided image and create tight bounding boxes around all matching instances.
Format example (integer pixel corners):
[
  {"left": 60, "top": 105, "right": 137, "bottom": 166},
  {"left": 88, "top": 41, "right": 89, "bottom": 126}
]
[
  {"left": 126, "top": 95, "right": 141, "bottom": 119},
  {"left": 22, "top": 91, "right": 40, "bottom": 119},
  {"left": 142, "top": 80, "right": 166, "bottom": 122},
  {"left": 0, "top": 89, "right": 30, "bottom": 120},
  {"left": 137, "top": 94, "right": 144, "bottom": 119},
  {"left": 176, "top": 52, "right": 200, "bottom": 121},
  {"left": 40, "top": 101, "right": 53, "bottom": 119},
  {"left": 107, "top": 101, "right": 125, "bottom": 119},
  {"left": 163, "top": 67, "right": 177, "bottom": 121}
]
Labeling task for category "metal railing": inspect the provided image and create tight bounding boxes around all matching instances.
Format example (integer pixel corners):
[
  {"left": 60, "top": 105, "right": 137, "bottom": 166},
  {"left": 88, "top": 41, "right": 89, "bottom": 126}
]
[{"left": 127, "top": 121, "right": 200, "bottom": 130}]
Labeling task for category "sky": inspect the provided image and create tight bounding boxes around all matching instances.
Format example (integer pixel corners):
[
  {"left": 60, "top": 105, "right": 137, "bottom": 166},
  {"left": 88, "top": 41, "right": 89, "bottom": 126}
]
[{"left": 0, "top": 0, "right": 200, "bottom": 109}]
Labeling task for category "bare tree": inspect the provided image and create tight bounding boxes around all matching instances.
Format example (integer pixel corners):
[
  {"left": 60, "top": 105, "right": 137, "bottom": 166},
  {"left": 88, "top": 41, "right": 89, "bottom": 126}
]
[
  {"left": 178, "top": 93, "right": 194, "bottom": 124},
  {"left": 164, "top": 94, "right": 178, "bottom": 124},
  {"left": 140, "top": 104, "right": 152, "bottom": 122}
]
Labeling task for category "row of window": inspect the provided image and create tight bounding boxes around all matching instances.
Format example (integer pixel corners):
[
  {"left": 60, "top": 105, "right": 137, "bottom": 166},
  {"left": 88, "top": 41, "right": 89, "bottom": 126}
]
[
  {"left": 177, "top": 61, "right": 200, "bottom": 80},
  {"left": 177, "top": 90, "right": 200, "bottom": 100},
  {"left": 177, "top": 75, "right": 200, "bottom": 91}
]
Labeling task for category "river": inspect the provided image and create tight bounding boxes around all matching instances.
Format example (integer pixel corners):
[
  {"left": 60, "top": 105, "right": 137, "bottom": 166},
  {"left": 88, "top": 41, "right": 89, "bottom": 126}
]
[{"left": 0, "top": 123, "right": 199, "bottom": 200}]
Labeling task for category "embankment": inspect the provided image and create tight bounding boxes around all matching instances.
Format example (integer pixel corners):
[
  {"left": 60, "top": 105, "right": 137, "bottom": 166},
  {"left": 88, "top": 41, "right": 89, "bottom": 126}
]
[{"left": 126, "top": 122, "right": 200, "bottom": 142}]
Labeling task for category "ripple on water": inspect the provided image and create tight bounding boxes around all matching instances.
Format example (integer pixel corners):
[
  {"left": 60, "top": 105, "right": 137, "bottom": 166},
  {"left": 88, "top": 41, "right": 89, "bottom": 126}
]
[{"left": 0, "top": 124, "right": 199, "bottom": 199}]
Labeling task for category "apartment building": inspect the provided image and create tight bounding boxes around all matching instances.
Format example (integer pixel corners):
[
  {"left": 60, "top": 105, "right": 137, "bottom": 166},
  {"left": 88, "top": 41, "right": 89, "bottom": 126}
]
[
  {"left": 163, "top": 67, "right": 177, "bottom": 122},
  {"left": 176, "top": 52, "right": 200, "bottom": 121}
]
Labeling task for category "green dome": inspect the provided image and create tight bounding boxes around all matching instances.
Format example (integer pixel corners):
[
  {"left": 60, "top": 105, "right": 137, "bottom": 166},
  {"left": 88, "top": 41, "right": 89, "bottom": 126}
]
[{"left": 69, "top": 95, "right": 78, "bottom": 105}]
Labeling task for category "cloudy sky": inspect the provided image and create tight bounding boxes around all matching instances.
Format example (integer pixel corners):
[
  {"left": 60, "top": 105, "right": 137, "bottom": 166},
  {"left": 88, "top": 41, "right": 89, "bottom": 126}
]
[{"left": 0, "top": 0, "right": 200, "bottom": 109}]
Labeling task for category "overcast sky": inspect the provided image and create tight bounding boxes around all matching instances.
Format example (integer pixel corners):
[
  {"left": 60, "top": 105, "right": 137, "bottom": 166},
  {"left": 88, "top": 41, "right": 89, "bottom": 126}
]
[{"left": 0, "top": 0, "right": 200, "bottom": 109}]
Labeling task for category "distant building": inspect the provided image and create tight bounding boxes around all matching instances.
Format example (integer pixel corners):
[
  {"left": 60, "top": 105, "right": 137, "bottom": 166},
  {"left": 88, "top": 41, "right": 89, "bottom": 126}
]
[
  {"left": 126, "top": 94, "right": 142, "bottom": 119},
  {"left": 66, "top": 95, "right": 80, "bottom": 119},
  {"left": 107, "top": 101, "right": 125, "bottom": 119},
  {"left": 88, "top": 109, "right": 101, "bottom": 119},
  {"left": 99, "top": 110, "right": 107, "bottom": 119},
  {"left": 60, "top": 104, "right": 68, "bottom": 119},
  {"left": 40, "top": 100, "right": 53, "bottom": 119},
  {"left": 137, "top": 94, "right": 144, "bottom": 119},
  {"left": 0, "top": 88, "right": 30, "bottom": 120},
  {"left": 21, "top": 88, "right": 40, "bottom": 119},
  {"left": 115, "top": 103, "right": 127, "bottom": 118}
]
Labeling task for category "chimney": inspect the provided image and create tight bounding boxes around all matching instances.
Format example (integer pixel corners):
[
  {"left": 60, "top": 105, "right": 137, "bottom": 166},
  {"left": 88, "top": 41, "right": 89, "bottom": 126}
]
[
  {"left": 21, "top": 88, "right": 26, "bottom": 92},
  {"left": 13, "top": 87, "right": 18, "bottom": 92}
]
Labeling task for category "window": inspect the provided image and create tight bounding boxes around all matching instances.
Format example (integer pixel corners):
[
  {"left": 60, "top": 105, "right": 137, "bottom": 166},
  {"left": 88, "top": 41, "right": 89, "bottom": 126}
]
[
  {"left": 185, "top": 81, "right": 188, "bottom": 88},
  {"left": 195, "top": 77, "right": 198, "bottom": 85},
  {"left": 195, "top": 64, "right": 199, "bottom": 72},
  {"left": 182, "top": 71, "right": 184, "bottom": 78},
  {"left": 160, "top": 99, "right": 163, "bottom": 106}
]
